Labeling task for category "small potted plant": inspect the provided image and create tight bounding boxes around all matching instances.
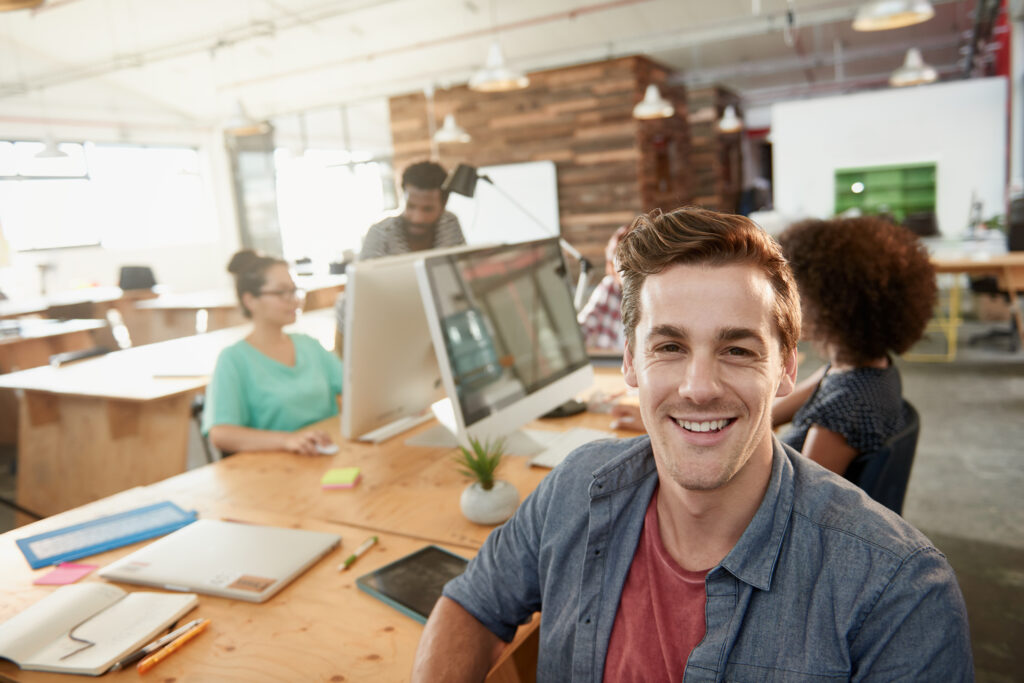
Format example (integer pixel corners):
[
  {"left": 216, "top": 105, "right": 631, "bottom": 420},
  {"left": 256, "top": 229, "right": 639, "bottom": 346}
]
[{"left": 455, "top": 437, "right": 519, "bottom": 525}]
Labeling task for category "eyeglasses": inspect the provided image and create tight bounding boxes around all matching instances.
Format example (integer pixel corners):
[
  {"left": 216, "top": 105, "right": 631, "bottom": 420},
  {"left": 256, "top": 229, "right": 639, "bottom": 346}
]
[{"left": 257, "top": 287, "right": 306, "bottom": 300}]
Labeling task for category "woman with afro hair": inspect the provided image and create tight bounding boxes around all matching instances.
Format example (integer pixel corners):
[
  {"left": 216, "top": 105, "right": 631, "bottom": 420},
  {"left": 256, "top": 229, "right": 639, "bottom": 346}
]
[{"left": 773, "top": 216, "right": 937, "bottom": 476}]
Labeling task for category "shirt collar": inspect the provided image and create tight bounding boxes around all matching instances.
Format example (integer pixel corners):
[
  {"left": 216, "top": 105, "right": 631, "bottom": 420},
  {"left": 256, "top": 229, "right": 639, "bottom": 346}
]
[{"left": 717, "top": 437, "right": 794, "bottom": 591}]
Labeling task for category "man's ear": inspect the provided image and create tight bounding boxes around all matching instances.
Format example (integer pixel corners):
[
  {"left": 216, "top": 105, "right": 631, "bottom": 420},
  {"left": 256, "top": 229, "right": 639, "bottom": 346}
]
[
  {"left": 775, "top": 346, "right": 798, "bottom": 398},
  {"left": 622, "top": 342, "right": 639, "bottom": 389}
]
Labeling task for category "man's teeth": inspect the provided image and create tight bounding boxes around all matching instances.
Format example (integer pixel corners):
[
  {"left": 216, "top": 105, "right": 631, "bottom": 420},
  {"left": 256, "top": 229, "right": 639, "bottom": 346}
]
[{"left": 676, "top": 418, "right": 730, "bottom": 433}]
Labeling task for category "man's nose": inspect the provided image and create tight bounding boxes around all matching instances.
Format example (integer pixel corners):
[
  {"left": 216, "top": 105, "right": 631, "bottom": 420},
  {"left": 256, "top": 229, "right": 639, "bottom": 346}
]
[{"left": 677, "top": 354, "right": 722, "bottom": 405}]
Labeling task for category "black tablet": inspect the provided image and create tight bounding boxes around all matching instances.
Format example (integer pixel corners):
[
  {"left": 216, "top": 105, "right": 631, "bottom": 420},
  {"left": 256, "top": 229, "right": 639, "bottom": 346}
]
[{"left": 356, "top": 545, "right": 469, "bottom": 623}]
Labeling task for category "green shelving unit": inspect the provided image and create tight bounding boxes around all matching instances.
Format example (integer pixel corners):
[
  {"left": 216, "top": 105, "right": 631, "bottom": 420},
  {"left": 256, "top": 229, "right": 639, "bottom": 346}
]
[{"left": 834, "top": 162, "right": 936, "bottom": 223}]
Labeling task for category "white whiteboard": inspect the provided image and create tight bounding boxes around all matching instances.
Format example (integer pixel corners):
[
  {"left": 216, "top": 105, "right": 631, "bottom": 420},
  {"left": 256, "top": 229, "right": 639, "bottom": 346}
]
[{"left": 446, "top": 160, "right": 560, "bottom": 246}]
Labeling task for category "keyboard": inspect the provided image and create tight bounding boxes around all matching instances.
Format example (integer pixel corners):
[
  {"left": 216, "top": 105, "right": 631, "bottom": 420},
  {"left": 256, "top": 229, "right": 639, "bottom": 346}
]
[
  {"left": 17, "top": 501, "right": 198, "bottom": 569},
  {"left": 357, "top": 411, "right": 434, "bottom": 444},
  {"left": 529, "top": 427, "right": 615, "bottom": 469}
]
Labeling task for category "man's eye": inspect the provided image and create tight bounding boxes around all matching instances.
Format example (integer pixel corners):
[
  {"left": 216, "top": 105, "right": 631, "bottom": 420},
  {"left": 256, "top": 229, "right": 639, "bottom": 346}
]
[
  {"left": 726, "top": 347, "right": 753, "bottom": 357},
  {"left": 657, "top": 343, "right": 683, "bottom": 353}
]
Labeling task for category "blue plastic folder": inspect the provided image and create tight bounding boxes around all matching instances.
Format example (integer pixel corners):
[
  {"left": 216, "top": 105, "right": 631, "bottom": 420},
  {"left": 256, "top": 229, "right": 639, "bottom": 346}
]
[{"left": 17, "top": 501, "right": 197, "bottom": 570}]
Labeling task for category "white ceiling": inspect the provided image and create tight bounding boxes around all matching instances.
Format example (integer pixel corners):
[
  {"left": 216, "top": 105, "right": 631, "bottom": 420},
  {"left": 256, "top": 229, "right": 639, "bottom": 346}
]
[{"left": 0, "top": 0, "right": 983, "bottom": 149}]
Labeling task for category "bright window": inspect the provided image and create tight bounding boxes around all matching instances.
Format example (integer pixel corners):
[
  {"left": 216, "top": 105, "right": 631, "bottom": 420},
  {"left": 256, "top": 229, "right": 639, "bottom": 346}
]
[
  {"left": 274, "top": 148, "right": 393, "bottom": 264},
  {"left": 0, "top": 142, "right": 217, "bottom": 251}
]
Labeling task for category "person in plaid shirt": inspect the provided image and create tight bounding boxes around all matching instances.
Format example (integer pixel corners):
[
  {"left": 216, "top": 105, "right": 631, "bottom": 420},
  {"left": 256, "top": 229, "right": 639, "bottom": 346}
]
[{"left": 577, "top": 224, "right": 629, "bottom": 352}]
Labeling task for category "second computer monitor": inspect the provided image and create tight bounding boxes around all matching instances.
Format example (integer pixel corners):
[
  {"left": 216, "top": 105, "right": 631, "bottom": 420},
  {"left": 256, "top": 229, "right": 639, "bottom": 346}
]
[{"left": 415, "top": 237, "right": 593, "bottom": 453}]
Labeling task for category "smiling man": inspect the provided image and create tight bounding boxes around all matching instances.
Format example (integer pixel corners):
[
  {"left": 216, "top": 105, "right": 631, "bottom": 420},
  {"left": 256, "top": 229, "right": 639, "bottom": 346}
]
[{"left": 412, "top": 207, "right": 972, "bottom": 682}]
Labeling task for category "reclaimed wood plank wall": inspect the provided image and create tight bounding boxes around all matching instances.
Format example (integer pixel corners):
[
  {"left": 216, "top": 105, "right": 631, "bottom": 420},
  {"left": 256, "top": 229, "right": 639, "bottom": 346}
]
[{"left": 388, "top": 56, "right": 691, "bottom": 273}]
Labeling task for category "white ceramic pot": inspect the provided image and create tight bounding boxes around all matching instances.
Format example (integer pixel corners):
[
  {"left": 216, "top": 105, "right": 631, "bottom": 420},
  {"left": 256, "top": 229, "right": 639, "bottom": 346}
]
[{"left": 460, "top": 480, "right": 519, "bottom": 525}]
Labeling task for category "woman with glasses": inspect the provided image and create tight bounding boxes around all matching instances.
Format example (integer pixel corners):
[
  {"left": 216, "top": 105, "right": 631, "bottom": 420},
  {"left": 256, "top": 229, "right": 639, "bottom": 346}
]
[{"left": 203, "top": 249, "right": 343, "bottom": 455}]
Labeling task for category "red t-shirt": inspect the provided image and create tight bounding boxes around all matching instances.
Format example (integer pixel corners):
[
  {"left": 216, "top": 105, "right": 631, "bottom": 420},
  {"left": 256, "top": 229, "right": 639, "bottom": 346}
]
[{"left": 603, "top": 488, "right": 708, "bottom": 682}]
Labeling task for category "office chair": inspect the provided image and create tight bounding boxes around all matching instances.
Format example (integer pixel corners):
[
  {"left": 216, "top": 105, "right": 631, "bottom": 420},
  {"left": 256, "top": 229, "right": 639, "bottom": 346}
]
[
  {"left": 968, "top": 201, "right": 1024, "bottom": 352},
  {"left": 190, "top": 394, "right": 218, "bottom": 464},
  {"left": 843, "top": 400, "right": 920, "bottom": 516},
  {"left": 118, "top": 265, "right": 157, "bottom": 290}
]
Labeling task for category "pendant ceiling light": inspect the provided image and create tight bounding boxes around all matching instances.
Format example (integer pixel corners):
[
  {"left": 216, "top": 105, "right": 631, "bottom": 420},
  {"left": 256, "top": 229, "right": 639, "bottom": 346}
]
[
  {"left": 224, "top": 101, "right": 270, "bottom": 137},
  {"left": 433, "top": 114, "right": 471, "bottom": 144},
  {"left": 35, "top": 136, "right": 68, "bottom": 159},
  {"left": 889, "top": 48, "right": 938, "bottom": 87},
  {"left": 632, "top": 84, "right": 674, "bottom": 120},
  {"left": 853, "top": 0, "right": 935, "bottom": 31},
  {"left": 717, "top": 105, "right": 743, "bottom": 133},
  {"left": 469, "top": 42, "right": 529, "bottom": 93}
]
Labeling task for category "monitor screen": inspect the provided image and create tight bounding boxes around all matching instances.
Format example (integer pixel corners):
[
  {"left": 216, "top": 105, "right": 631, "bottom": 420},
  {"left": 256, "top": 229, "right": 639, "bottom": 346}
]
[
  {"left": 415, "top": 238, "right": 593, "bottom": 452},
  {"left": 340, "top": 244, "right": 481, "bottom": 442}
]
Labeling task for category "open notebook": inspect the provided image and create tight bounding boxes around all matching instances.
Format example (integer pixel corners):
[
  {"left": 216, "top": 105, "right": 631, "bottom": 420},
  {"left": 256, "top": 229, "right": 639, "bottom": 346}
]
[
  {"left": 99, "top": 520, "right": 340, "bottom": 603},
  {"left": 0, "top": 583, "right": 197, "bottom": 676}
]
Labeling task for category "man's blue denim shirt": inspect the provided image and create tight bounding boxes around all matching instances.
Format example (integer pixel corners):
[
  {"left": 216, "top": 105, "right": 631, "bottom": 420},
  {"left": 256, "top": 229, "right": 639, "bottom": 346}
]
[{"left": 444, "top": 436, "right": 973, "bottom": 681}]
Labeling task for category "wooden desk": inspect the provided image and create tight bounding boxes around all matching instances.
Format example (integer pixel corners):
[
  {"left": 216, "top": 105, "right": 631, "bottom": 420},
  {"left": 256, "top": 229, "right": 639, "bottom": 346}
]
[
  {"left": 149, "top": 409, "right": 629, "bottom": 550},
  {"left": 126, "top": 290, "right": 244, "bottom": 346},
  {"left": 0, "top": 486, "right": 537, "bottom": 682},
  {"left": 0, "top": 287, "right": 155, "bottom": 321},
  {"left": 0, "top": 367, "right": 622, "bottom": 681},
  {"left": 0, "top": 319, "right": 109, "bottom": 446},
  {"left": 0, "top": 310, "right": 337, "bottom": 519},
  {"left": 124, "top": 275, "right": 345, "bottom": 346},
  {"left": 917, "top": 253, "right": 1024, "bottom": 360}
]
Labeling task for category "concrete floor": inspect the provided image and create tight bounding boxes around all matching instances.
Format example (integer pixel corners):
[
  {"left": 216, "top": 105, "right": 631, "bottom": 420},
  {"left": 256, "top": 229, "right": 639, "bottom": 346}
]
[{"left": 1, "top": 321, "right": 1021, "bottom": 679}]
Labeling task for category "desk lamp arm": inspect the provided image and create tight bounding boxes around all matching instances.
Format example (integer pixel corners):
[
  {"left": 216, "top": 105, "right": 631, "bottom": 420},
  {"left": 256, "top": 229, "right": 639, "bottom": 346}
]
[{"left": 475, "top": 174, "right": 594, "bottom": 311}]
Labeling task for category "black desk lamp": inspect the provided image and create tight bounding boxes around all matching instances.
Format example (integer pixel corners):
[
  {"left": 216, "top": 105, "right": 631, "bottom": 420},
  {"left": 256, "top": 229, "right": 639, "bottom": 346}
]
[{"left": 442, "top": 164, "right": 593, "bottom": 311}]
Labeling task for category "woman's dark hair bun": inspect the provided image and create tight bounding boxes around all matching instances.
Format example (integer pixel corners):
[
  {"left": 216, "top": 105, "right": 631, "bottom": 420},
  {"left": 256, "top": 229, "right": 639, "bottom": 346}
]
[{"left": 227, "top": 249, "right": 262, "bottom": 275}]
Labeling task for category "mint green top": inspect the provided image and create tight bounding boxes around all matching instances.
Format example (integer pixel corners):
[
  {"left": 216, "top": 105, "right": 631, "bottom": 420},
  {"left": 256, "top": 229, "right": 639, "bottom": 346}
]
[{"left": 202, "top": 333, "right": 343, "bottom": 435}]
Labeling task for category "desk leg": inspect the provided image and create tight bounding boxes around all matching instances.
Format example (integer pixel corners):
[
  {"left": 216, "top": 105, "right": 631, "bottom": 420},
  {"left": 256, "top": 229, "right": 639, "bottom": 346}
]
[
  {"left": 1004, "top": 266, "right": 1024, "bottom": 350},
  {"left": 16, "top": 391, "right": 195, "bottom": 517}
]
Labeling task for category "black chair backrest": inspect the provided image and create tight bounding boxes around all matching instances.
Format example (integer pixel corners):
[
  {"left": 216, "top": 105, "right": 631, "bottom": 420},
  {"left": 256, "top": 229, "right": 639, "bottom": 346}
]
[
  {"left": 843, "top": 400, "right": 920, "bottom": 515},
  {"left": 1008, "top": 197, "right": 1024, "bottom": 252},
  {"left": 118, "top": 266, "right": 157, "bottom": 290}
]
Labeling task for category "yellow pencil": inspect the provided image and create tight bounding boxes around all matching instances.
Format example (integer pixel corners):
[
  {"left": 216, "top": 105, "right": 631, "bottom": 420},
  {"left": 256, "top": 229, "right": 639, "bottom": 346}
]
[{"left": 137, "top": 617, "right": 210, "bottom": 674}]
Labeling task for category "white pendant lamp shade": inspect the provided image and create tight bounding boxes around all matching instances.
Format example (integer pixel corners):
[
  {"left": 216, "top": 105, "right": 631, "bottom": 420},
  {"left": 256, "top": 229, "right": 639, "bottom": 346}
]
[
  {"left": 853, "top": 0, "right": 935, "bottom": 31},
  {"left": 469, "top": 42, "right": 529, "bottom": 92},
  {"left": 434, "top": 114, "right": 471, "bottom": 144},
  {"left": 632, "top": 84, "right": 674, "bottom": 120},
  {"left": 889, "top": 48, "right": 937, "bottom": 87},
  {"left": 717, "top": 105, "right": 743, "bottom": 133},
  {"left": 224, "top": 101, "right": 270, "bottom": 136},
  {"left": 35, "top": 136, "right": 68, "bottom": 159}
]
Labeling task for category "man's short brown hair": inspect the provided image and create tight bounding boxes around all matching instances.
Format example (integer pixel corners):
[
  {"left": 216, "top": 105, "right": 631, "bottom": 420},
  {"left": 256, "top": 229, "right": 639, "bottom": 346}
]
[{"left": 617, "top": 207, "right": 801, "bottom": 355}]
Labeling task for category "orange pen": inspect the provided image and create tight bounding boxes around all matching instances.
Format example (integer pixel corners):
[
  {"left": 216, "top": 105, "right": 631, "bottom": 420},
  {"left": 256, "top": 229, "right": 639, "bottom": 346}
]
[{"left": 136, "top": 617, "right": 210, "bottom": 674}]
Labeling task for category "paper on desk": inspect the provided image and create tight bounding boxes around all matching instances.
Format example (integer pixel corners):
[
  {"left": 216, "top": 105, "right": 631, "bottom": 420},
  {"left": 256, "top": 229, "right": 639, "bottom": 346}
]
[
  {"left": 33, "top": 563, "right": 97, "bottom": 586},
  {"left": 321, "top": 467, "right": 361, "bottom": 489}
]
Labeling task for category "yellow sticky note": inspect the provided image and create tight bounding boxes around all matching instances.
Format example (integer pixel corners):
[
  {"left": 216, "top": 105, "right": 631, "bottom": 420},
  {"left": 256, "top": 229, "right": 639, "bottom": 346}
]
[{"left": 321, "top": 467, "right": 361, "bottom": 489}]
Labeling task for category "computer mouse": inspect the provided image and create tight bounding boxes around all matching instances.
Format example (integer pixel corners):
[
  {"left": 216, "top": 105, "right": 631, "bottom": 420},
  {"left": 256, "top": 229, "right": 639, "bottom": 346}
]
[{"left": 316, "top": 442, "right": 339, "bottom": 455}]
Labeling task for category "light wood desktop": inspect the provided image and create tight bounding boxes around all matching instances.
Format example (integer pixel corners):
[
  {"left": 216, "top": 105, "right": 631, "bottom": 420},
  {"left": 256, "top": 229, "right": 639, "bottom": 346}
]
[
  {"left": 0, "top": 309, "right": 338, "bottom": 519},
  {"left": 0, "top": 486, "right": 537, "bottom": 683},
  {"left": 124, "top": 274, "right": 345, "bottom": 346},
  {"left": 0, "top": 286, "right": 155, "bottom": 321},
  {"left": 0, "top": 319, "right": 109, "bottom": 446},
  {"left": 921, "top": 252, "right": 1024, "bottom": 360},
  {"left": 0, "top": 372, "right": 630, "bottom": 681}
]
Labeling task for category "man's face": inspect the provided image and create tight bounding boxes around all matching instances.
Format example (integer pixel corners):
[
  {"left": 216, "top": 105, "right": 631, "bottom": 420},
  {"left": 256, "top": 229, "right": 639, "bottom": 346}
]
[
  {"left": 622, "top": 262, "right": 796, "bottom": 492},
  {"left": 402, "top": 186, "right": 446, "bottom": 236}
]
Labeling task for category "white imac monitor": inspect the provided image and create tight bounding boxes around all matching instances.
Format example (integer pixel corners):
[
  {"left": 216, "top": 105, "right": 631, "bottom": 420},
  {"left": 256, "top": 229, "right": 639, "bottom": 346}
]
[
  {"left": 340, "top": 244, "right": 482, "bottom": 442},
  {"left": 414, "top": 238, "right": 594, "bottom": 454}
]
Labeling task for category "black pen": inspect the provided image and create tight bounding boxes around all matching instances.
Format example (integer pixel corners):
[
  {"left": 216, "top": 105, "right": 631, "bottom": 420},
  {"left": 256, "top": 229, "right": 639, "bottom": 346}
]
[{"left": 109, "top": 617, "right": 204, "bottom": 672}]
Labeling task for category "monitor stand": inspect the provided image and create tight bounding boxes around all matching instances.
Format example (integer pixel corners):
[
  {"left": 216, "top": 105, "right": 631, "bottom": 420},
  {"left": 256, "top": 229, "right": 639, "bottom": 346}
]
[{"left": 405, "top": 424, "right": 562, "bottom": 456}]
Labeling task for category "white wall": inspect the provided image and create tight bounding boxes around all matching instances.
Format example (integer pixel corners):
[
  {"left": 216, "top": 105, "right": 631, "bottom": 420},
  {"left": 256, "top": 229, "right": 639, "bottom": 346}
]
[{"left": 772, "top": 77, "right": 1008, "bottom": 237}]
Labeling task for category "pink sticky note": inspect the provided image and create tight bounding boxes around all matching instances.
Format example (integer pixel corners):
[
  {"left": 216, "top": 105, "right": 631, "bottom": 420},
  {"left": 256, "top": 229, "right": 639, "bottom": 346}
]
[{"left": 33, "top": 562, "right": 97, "bottom": 585}]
